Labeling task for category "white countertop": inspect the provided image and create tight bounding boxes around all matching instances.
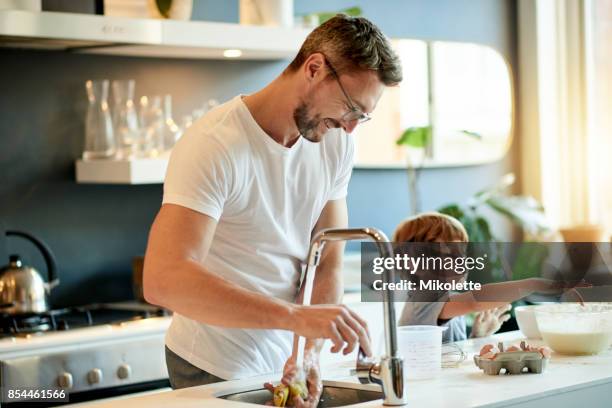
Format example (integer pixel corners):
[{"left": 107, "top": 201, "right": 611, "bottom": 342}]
[{"left": 67, "top": 331, "right": 612, "bottom": 408}]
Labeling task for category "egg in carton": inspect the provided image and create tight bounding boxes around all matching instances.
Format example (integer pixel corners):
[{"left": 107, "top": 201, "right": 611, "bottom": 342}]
[{"left": 473, "top": 341, "right": 552, "bottom": 375}]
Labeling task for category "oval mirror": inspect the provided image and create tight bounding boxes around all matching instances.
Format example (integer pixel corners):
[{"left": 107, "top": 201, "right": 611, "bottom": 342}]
[{"left": 353, "top": 40, "right": 513, "bottom": 168}]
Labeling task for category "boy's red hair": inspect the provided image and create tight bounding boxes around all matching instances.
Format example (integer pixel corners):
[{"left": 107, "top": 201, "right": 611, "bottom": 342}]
[{"left": 393, "top": 212, "right": 468, "bottom": 243}]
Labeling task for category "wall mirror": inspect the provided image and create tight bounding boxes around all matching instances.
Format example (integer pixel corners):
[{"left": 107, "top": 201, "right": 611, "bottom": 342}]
[{"left": 353, "top": 40, "right": 513, "bottom": 168}]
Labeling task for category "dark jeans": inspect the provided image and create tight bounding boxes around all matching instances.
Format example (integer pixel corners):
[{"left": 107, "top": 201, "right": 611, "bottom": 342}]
[{"left": 165, "top": 346, "right": 225, "bottom": 389}]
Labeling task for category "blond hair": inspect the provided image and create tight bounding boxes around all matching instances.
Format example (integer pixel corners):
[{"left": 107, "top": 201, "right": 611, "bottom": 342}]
[{"left": 393, "top": 212, "right": 468, "bottom": 243}]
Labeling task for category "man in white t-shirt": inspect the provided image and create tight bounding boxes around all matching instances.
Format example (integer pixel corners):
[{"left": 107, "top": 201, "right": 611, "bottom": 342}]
[{"left": 143, "top": 14, "right": 402, "bottom": 406}]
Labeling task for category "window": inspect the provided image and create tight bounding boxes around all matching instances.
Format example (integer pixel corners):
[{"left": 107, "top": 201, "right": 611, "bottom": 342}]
[
  {"left": 586, "top": 0, "right": 612, "bottom": 237},
  {"left": 518, "top": 0, "right": 612, "bottom": 238}
]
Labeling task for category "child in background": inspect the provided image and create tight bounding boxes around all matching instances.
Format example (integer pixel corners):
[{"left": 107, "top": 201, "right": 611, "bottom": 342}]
[{"left": 394, "top": 212, "right": 512, "bottom": 342}]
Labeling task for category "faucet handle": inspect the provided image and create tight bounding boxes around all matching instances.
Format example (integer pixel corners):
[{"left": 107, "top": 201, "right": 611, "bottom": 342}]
[
  {"left": 354, "top": 346, "right": 378, "bottom": 384},
  {"left": 356, "top": 346, "right": 373, "bottom": 366}
]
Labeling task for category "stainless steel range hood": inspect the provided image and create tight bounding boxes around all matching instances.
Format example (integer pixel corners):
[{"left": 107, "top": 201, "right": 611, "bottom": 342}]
[{"left": 0, "top": 10, "right": 309, "bottom": 60}]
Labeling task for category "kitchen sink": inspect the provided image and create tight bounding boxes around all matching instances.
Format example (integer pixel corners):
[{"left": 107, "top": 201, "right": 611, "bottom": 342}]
[{"left": 217, "top": 380, "right": 383, "bottom": 407}]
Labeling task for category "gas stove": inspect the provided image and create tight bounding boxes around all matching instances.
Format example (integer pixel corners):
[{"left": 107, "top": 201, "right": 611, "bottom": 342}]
[
  {"left": 1, "top": 303, "right": 169, "bottom": 338},
  {"left": 0, "top": 302, "right": 172, "bottom": 406}
]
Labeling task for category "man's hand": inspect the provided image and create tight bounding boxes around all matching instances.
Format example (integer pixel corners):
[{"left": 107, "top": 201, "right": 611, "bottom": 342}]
[
  {"left": 470, "top": 304, "right": 511, "bottom": 338},
  {"left": 285, "top": 354, "right": 322, "bottom": 408},
  {"left": 290, "top": 304, "right": 372, "bottom": 356},
  {"left": 264, "top": 353, "right": 322, "bottom": 407}
]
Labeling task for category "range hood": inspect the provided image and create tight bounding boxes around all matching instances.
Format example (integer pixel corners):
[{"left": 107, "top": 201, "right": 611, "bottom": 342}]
[{"left": 0, "top": 10, "right": 309, "bottom": 60}]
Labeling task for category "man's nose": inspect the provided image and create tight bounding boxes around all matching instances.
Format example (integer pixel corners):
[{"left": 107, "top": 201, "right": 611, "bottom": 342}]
[{"left": 342, "top": 119, "right": 359, "bottom": 134}]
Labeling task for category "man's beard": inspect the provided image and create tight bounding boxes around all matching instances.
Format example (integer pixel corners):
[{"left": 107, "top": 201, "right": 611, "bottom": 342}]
[{"left": 293, "top": 100, "right": 324, "bottom": 143}]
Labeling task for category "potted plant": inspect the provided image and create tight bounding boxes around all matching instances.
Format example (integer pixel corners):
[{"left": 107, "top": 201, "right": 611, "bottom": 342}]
[
  {"left": 437, "top": 173, "right": 554, "bottom": 281},
  {"left": 396, "top": 126, "right": 481, "bottom": 215}
]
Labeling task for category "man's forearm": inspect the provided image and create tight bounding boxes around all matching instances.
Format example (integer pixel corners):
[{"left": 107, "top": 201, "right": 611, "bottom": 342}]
[
  {"left": 145, "top": 258, "right": 295, "bottom": 331},
  {"left": 297, "top": 241, "right": 345, "bottom": 356}
]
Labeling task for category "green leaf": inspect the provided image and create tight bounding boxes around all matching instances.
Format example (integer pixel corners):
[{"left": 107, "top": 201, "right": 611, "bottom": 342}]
[
  {"left": 474, "top": 216, "right": 494, "bottom": 242},
  {"left": 314, "top": 12, "right": 335, "bottom": 23},
  {"left": 341, "top": 6, "right": 363, "bottom": 16},
  {"left": 396, "top": 126, "right": 432, "bottom": 148},
  {"left": 485, "top": 195, "right": 553, "bottom": 236},
  {"left": 512, "top": 243, "right": 550, "bottom": 280},
  {"left": 156, "top": 0, "right": 172, "bottom": 18},
  {"left": 438, "top": 204, "right": 465, "bottom": 220},
  {"left": 314, "top": 7, "right": 363, "bottom": 24}
]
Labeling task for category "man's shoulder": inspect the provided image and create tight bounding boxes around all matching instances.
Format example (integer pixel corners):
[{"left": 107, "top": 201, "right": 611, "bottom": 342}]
[{"left": 177, "top": 97, "right": 249, "bottom": 156}]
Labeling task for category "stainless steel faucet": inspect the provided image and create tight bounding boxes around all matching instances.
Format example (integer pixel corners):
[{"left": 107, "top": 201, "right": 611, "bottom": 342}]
[{"left": 303, "top": 227, "right": 407, "bottom": 406}]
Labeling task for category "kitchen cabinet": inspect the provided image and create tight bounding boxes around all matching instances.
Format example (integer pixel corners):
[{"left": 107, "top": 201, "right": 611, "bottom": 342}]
[{"left": 0, "top": 9, "right": 310, "bottom": 60}]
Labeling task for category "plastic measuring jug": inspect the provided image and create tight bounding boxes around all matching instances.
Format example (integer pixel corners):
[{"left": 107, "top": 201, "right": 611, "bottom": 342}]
[{"left": 398, "top": 325, "right": 448, "bottom": 380}]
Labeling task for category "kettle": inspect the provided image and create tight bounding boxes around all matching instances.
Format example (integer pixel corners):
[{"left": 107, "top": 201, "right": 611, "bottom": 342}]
[{"left": 0, "top": 230, "right": 59, "bottom": 315}]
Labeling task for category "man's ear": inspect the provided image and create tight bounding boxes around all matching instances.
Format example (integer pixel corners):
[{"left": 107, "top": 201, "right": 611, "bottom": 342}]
[{"left": 303, "top": 53, "right": 326, "bottom": 81}]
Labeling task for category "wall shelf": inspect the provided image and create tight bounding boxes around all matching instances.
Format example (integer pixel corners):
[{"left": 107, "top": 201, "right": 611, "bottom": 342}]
[
  {"left": 0, "top": 10, "right": 310, "bottom": 60},
  {"left": 75, "top": 157, "right": 168, "bottom": 184}
]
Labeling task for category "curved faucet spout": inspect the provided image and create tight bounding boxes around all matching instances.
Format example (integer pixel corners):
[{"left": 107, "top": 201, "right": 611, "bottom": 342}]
[{"left": 301, "top": 227, "right": 407, "bottom": 406}]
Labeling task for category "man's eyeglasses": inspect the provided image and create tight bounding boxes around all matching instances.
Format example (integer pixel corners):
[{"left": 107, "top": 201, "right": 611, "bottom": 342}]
[{"left": 323, "top": 57, "right": 372, "bottom": 129}]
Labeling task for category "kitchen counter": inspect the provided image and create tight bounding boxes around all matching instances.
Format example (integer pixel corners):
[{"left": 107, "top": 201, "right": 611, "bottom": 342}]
[{"left": 66, "top": 331, "right": 612, "bottom": 408}]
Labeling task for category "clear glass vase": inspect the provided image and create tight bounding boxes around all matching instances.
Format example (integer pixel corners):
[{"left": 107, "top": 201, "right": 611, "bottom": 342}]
[
  {"left": 139, "top": 95, "right": 164, "bottom": 157},
  {"left": 162, "top": 94, "right": 180, "bottom": 151},
  {"left": 84, "top": 80, "right": 116, "bottom": 160},
  {"left": 111, "top": 80, "right": 140, "bottom": 159}
]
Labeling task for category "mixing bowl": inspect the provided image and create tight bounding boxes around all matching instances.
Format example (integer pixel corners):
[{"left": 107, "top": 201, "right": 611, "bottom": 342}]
[
  {"left": 535, "top": 303, "right": 612, "bottom": 355},
  {"left": 515, "top": 305, "right": 542, "bottom": 339}
]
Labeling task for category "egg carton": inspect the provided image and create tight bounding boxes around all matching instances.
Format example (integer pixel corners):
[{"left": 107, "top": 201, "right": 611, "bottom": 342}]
[{"left": 473, "top": 342, "right": 549, "bottom": 375}]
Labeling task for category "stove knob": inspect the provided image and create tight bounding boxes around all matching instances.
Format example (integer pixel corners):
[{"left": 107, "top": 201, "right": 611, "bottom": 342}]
[
  {"left": 87, "top": 368, "right": 103, "bottom": 385},
  {"left": 57, "top": 320, "right": 69, "bottom": 331},
  {"left": 117, "top": 364, "right": 131, "bottom": 380},
  {"left": 57, "top": 372, "right": 73, "bottom": 389}
]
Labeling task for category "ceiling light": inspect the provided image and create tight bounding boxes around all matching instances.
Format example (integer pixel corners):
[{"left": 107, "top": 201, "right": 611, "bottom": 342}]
[{"left": 223, "top": 49, "right": 242, "bottom": 58}]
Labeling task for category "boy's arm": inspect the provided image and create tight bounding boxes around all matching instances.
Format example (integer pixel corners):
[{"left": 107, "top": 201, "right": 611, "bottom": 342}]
[{"left": 438, "top": 278, "right": 570, "bottom": 320}]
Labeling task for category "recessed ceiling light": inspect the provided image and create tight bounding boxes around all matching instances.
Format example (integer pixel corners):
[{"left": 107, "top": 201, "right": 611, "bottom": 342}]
[{"left": 223, "top": 49, "right": 242, "bottom": 58}]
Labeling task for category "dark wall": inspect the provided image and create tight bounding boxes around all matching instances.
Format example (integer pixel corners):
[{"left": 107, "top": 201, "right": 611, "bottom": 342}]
[{"left": 0, "top": 0, "right": 518, "bottom": 307}]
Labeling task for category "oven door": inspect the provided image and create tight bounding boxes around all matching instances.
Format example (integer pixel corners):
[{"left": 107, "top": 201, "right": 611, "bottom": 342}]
[{"left": 1, "top": 334, "right": 169, "bottom": 406}]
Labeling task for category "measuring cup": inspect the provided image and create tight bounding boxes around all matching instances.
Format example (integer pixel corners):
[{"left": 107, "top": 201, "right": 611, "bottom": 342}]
[{"left": 398, "top": 325, "right": 448, "bottom": 380}]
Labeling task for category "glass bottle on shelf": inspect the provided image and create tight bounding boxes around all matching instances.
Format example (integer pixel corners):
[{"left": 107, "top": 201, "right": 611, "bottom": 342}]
[
  {"left": 111, "top": 80, "right": 139, "bottom": 160},
  {"left": 83, "top": 80, "right": 115, "bottom": 160},
  {"left": 162, "top": 94, "right": 180, "bottom": 151},
  {"left": 138, "top": 95, "right": 164, "bottom": 157}
]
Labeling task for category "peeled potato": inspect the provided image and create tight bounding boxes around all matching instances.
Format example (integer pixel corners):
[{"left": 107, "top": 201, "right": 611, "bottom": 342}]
[
  {"left": 288, "top": 381, "right": 308, "bottom": 400},
  {"left": 273, "top": 384, "right": 289, "bottom": 407},
  {"left": 273, "top": 381, "right": 308, "bottom": 407}
]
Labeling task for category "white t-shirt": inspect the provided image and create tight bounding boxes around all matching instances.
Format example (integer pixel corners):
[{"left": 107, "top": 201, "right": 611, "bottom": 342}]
[{"left": 162, "top": 95, "right": 355, "bottom": 380}]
